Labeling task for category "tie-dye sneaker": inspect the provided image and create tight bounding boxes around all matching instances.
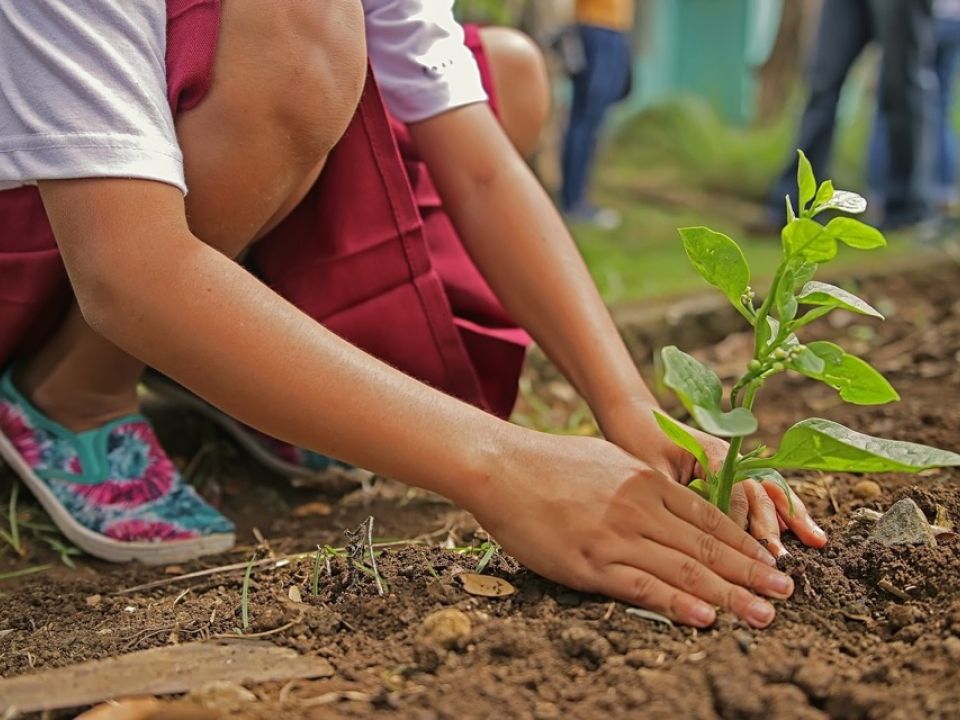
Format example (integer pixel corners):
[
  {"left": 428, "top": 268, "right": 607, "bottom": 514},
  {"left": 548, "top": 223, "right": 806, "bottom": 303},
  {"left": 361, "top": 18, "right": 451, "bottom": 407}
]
[
  {"left": 0, "top": 368, "right": 235, "bottom": 564},
  {"left": 143, "top": 373, "right": 373, "bottom": 489}
]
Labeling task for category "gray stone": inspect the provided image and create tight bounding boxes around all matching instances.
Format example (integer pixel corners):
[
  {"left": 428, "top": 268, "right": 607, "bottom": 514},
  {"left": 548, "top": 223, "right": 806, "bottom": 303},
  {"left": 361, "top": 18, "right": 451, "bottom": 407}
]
[{"left": 868, "top": 498, "right": 937, "bottom": 547}]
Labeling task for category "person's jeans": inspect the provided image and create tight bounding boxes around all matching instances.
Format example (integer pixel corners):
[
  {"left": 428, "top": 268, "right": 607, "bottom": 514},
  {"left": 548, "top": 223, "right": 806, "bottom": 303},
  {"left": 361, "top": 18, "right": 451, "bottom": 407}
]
[
  {"left": 561, "top": 24, "right": 632, "bottom": 212},
  {"left": 768, "top": 0, "right": 936, "bottom": 226},
  {"left": 869, "top": 17, "right": 960, "bottom": 206}
]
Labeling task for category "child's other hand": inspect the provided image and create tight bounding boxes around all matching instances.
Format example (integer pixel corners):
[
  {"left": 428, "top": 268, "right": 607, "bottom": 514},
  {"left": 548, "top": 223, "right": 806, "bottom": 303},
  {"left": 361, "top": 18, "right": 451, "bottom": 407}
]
[
  {"left": 596, "top": 401, "right": 826, "bottom": 559},
  {"left": 467, "top": 431, "right": 792, "bottom": 628}
]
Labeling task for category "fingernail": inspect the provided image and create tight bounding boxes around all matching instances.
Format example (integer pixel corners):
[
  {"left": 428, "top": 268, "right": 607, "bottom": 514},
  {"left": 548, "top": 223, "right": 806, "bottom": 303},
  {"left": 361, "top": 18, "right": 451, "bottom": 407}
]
[
  {"left": 812, "top": 524, "right": 827, "bottom": 540},
  {"left": 765, "top": 571, "right": 793, "bottom": 598},
  {"left": 690, "top": 603, "right": 716, "bottom": 627},
  {"left": 748, "top": 599, "right": 775, "bottom": 627},
  {"left": 756, "top": 546, "right": 777, "bottom": 566}
]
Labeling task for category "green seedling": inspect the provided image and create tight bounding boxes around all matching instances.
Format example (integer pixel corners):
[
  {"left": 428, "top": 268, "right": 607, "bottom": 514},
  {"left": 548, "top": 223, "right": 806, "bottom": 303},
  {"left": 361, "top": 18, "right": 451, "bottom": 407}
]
[
  {"left": 0, "top": 482, "right": 24, "bottom": 557},
  {"left": 658, "top": 151, "right": 960, "bottom": 515},
  {"left": 240, "top": 552, "right": 256, "bottom": 632},
  {"left": 311, "top": 545, "right": 323, "bottom": 597}
]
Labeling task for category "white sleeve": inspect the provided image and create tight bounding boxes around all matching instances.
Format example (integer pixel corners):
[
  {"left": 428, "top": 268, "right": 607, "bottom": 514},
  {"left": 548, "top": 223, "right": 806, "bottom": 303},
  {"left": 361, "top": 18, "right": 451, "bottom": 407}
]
[
  {"left": 0, "top": 1, "right": 185, "bottom": 193},
  {"left": 364, "top": 0, "right": 488, "bottom": 123}
]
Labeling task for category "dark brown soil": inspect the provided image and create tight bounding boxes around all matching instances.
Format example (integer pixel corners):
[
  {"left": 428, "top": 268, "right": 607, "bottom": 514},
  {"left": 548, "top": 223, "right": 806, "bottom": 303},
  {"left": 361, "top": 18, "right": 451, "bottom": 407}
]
[{"left": 2, "top": 259, "right": 960, "bottom": 719}]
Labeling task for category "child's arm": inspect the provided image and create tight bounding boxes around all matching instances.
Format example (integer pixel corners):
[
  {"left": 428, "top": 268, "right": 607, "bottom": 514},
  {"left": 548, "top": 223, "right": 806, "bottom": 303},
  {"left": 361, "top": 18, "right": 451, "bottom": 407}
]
[
  {"left": 39, "top": 176, "right": 790, "bottom": 628},
  {"left": 408, "top": 105, "right": 825, "bottom": 549}
]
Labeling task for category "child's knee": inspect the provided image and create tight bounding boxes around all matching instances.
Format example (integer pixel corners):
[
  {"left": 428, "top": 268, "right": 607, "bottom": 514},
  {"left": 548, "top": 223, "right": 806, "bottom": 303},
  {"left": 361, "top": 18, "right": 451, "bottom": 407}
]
[{"left": 480, "top": 27, "right": 551, "bottom": 157}]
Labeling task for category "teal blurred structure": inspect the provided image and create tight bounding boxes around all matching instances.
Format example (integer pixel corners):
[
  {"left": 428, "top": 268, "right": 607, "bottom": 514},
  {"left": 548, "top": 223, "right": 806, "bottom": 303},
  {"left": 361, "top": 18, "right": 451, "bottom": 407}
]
[{"left": 629, "top": 0, "right": 784, "bottom": 124}]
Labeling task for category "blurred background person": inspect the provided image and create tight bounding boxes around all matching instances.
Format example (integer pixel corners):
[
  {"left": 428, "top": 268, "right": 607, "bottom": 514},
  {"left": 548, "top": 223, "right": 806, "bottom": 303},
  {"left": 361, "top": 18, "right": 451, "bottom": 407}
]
[
  {"left": 560, "top": 0, "right": 635, "bottom": 228},
  {"left": 869, "top": 0, "right": 960, "bottom": 221},
  {"left": 756, "top": 0, "right": 936, "bottom": 232}
]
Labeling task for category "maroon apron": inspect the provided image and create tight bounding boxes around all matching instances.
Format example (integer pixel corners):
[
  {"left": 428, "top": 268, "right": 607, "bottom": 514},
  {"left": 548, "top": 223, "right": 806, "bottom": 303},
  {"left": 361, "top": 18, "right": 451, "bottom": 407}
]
[{"left": 0, "top": 2, "right": 528, "bottom": 419}]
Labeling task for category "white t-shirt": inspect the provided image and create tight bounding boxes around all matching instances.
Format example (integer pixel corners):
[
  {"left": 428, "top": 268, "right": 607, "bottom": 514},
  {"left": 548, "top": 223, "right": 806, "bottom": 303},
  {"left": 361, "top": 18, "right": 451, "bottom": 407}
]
[{"left": 0, "top": 0, "right": 487, "bottom": 195}]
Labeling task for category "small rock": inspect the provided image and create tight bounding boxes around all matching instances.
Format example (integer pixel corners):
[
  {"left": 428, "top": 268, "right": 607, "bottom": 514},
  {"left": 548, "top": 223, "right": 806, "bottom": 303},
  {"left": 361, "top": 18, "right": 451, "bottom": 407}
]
[
  {"left": 852, "top": 480, "right": 881, "bottom": 500},
  {"left": 184, "top": 681, "right": 256, "bottom": 709},
  {"left": 533, "top": 701, "right": 561, "bottom": 720},
  {"left": 418, "top": 608, "right": 472, "bottom": 650},
  {"left": 868, "top": 498, "right": 936, "bottom": 547},
  {"left": 85, "top": 594, "right": 102, "bottom": 608},
  {"left": 557, "top": 625, "right": 611, "bottom": 666},
  {"left": 624, "top": 649, "right": 665, "bottom": 668}
]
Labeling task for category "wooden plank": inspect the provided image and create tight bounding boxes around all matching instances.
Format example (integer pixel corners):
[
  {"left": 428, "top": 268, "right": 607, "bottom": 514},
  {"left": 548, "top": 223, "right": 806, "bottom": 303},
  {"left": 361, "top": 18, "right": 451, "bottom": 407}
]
[{"left": 0, "top": 640, "right": 334, "bottom": 714}]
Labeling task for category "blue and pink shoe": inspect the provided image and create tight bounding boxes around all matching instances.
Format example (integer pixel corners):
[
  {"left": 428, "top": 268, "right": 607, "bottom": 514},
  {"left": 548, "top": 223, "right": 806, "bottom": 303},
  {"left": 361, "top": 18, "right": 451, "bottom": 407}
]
[
  {"left": 0, "top": 369, "right": 235, "bottom": 564},
  {"left": 143, "top": 373, "right": 373, "bottom": 489}
]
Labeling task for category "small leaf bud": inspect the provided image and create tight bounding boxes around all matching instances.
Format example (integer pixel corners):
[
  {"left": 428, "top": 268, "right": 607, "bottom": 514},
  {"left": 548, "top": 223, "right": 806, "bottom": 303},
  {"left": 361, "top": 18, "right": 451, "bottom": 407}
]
[
  {"left": 748, "top": 359, "right": 763, "bottom": 373},
  {"left": 771, "top": 361, "right": 786, "bottom": 372}
]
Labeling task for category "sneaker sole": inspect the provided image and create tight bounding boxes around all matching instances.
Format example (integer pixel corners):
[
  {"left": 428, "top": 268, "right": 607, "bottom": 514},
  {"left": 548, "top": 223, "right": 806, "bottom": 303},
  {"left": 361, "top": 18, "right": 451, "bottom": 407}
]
[
  {"left": 141, "top": 374, "right": 373, "bottom": 488},
  {"left": 0, "top": 428, "right": 235, "bottom": 565}
]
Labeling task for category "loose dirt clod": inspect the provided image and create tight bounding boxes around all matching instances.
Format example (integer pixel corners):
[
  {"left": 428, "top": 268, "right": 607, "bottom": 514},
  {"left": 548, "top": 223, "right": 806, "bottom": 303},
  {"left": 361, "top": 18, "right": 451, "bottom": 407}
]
[
  {"left": 869, "top": 498, "right": 937, "bottom": 547},
  {"left": 418, "top": 608, "right": 472, "bottom": 651},
  {"left": 557, "top": 625, "right": 611, "bottom": 667}
]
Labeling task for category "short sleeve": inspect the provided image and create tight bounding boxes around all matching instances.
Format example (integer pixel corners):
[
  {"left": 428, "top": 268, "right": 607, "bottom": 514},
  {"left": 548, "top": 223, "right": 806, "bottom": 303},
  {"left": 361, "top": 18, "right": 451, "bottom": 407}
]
[
  {"left": 364, "top": 0, "right": 488, "bottom": 123},
  {"left": 0, "top": 1, "right": 185, "bottom": 193}
]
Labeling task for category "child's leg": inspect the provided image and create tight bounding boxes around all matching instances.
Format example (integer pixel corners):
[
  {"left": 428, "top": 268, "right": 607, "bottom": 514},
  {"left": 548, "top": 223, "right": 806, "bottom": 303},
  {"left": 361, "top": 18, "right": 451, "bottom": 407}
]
[
  {"left": 17, "top": 0, "right": 366, "bottom": 431},
  {"left": 477, "top": 28, "right": 551, "bottom": 159}
]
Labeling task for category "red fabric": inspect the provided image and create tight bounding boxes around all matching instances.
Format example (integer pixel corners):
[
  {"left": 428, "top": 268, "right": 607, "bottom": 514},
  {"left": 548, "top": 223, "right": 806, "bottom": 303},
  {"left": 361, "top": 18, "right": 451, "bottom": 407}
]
[{"left": 0, "top": 7, "right": 528, "bottom": 418}]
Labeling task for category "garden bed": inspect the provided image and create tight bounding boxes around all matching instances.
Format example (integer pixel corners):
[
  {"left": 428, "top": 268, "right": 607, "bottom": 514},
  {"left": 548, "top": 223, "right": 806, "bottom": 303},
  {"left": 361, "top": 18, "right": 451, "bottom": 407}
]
[{"left": 1, "top": 258, "right": 959, "bottom": 719}]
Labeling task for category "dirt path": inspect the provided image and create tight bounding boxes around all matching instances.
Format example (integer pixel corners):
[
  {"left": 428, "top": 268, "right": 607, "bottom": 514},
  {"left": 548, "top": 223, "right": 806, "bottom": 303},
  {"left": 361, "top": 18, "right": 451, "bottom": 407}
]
[{"left": 2, "top": 261, "right": 959, "bottom": 719}]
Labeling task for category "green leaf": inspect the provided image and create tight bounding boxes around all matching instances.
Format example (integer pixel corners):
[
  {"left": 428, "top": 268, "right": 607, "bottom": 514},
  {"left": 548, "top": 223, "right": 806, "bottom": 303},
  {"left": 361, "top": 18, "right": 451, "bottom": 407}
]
[
  {"left": 688, "top": 478, "right": 712, "bottom": 501},
  {"left": 660, "top": 346, "right": 759, "bottom": 438},
  {"left": 653, "top": 410, "right": 710, "bottom": 472},
  {"left": 785, "top": 195, "right": 796, "bottom": 223},
  {"left": 797, "top": 281, "right": 884, "bottom": 319},
  {"left": 787, "top": 345, "right": 826, "bottom": 375},
  {"left": 691, "top": 405, "right": 759, "bottom": 438},
  {"left": 799, "top": 341, "right": 899, "bottom": 405},
  {"left": 679, "top": 227, "right": 750, "bottom": 307},
  {"left": 812, "top": 180, "right": 835, "bottom": 211},
  {"left": 824, "top": 217, "right": 886, "bottom": 250},
  {"left": 736, "top": 467, "right": 795, "bottom": 514},
  {"left": 813, "top": 189, "right": 867, "bottom": 215},
  {"left": 775, "top": 267, "right": 798, "bottom": 322},
  {"left": 782, "top": 219, "right": 837, "bottom": 263},
  {"left": 742, "top": 418, "right": 960, "bottom": 473},
  {"left": 661, "top": 346, "right": 722, "bottom": 411},
  {"left": 797, "top": 150, "right": 816, "bottom": 213},
  {"left": 793, "top": 261, "right": 819, "bottom": 287}
]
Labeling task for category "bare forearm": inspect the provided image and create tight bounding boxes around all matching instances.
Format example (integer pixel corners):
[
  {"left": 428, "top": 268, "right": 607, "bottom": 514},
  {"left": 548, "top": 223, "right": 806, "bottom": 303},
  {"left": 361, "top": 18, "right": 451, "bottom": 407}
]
[
  {"left": 41, "top": 180, "right": 506, "bottom": 510},
  {"left": 409, "top": 106, "right": 656, "bottom": 421}
]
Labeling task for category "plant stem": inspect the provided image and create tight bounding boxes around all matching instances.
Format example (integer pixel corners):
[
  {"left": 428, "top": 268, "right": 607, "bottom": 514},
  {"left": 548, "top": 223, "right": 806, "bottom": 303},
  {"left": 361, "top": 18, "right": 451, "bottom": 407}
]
[{"left": 716, "top": 382, "right": 762, "bottom": 514}]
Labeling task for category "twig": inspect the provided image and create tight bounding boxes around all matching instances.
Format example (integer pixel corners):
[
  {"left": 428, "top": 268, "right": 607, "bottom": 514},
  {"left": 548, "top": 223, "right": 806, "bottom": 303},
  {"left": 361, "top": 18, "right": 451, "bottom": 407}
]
[{"left": 212, "top": 611, "right": 304, "bottom": 641}]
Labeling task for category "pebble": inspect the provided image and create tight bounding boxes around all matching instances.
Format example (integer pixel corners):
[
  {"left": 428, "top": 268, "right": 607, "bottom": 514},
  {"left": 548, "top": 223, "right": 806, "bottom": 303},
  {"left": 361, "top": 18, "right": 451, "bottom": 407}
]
[
  {"left": 852, "top": 480, "right": 881, "bottom": 500},
  {"left": 868, "top": 498, "right": 936, "bottom": 547},
  {"left": 184, "top": 681, "right": 257, "bottom": 709},
  {"left": 418, "top": 608, "right": 472, "bottom": 650},
  {"left": 85, "top": 594, "right": 102, "bottom": 608}
]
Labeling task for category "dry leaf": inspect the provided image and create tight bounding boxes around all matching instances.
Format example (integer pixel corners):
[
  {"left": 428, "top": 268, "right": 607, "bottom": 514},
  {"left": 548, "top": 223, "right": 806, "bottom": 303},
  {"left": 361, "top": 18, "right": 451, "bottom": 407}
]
[
  {"left": 288, "top": 586, "right": 302, "bottom": 603},
  {"left": 292, "top": 502, "right": 333, "bottom": 518},
  {"left": 458, "top": 573, "right": 516, "bottom": 598}
]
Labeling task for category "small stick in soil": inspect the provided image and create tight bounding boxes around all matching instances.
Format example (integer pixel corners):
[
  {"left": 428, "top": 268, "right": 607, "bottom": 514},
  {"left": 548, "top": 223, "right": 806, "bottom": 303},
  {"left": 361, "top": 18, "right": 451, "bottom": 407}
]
[
  {"left": 345, "top": 517, "right": 385, "bottom": 596},
  {"left": 877, "top": 577, "right": 912, "bottom": 601}
]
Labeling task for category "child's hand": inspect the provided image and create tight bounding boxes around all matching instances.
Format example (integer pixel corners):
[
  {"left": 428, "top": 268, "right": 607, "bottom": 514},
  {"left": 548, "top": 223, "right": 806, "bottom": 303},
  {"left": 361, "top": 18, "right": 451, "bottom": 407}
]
[
  {"left": 596, "top": 400, "right": 826, "bottom": 558},
  {"left": 467, "top": 431, "right": 793, "bottom": 628}
]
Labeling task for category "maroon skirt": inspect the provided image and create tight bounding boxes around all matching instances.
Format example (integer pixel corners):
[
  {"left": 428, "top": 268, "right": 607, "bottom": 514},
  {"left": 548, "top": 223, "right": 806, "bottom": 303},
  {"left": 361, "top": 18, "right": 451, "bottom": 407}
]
[{"left": 0, "top": 1, "right": 528, "bottom": 419}]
